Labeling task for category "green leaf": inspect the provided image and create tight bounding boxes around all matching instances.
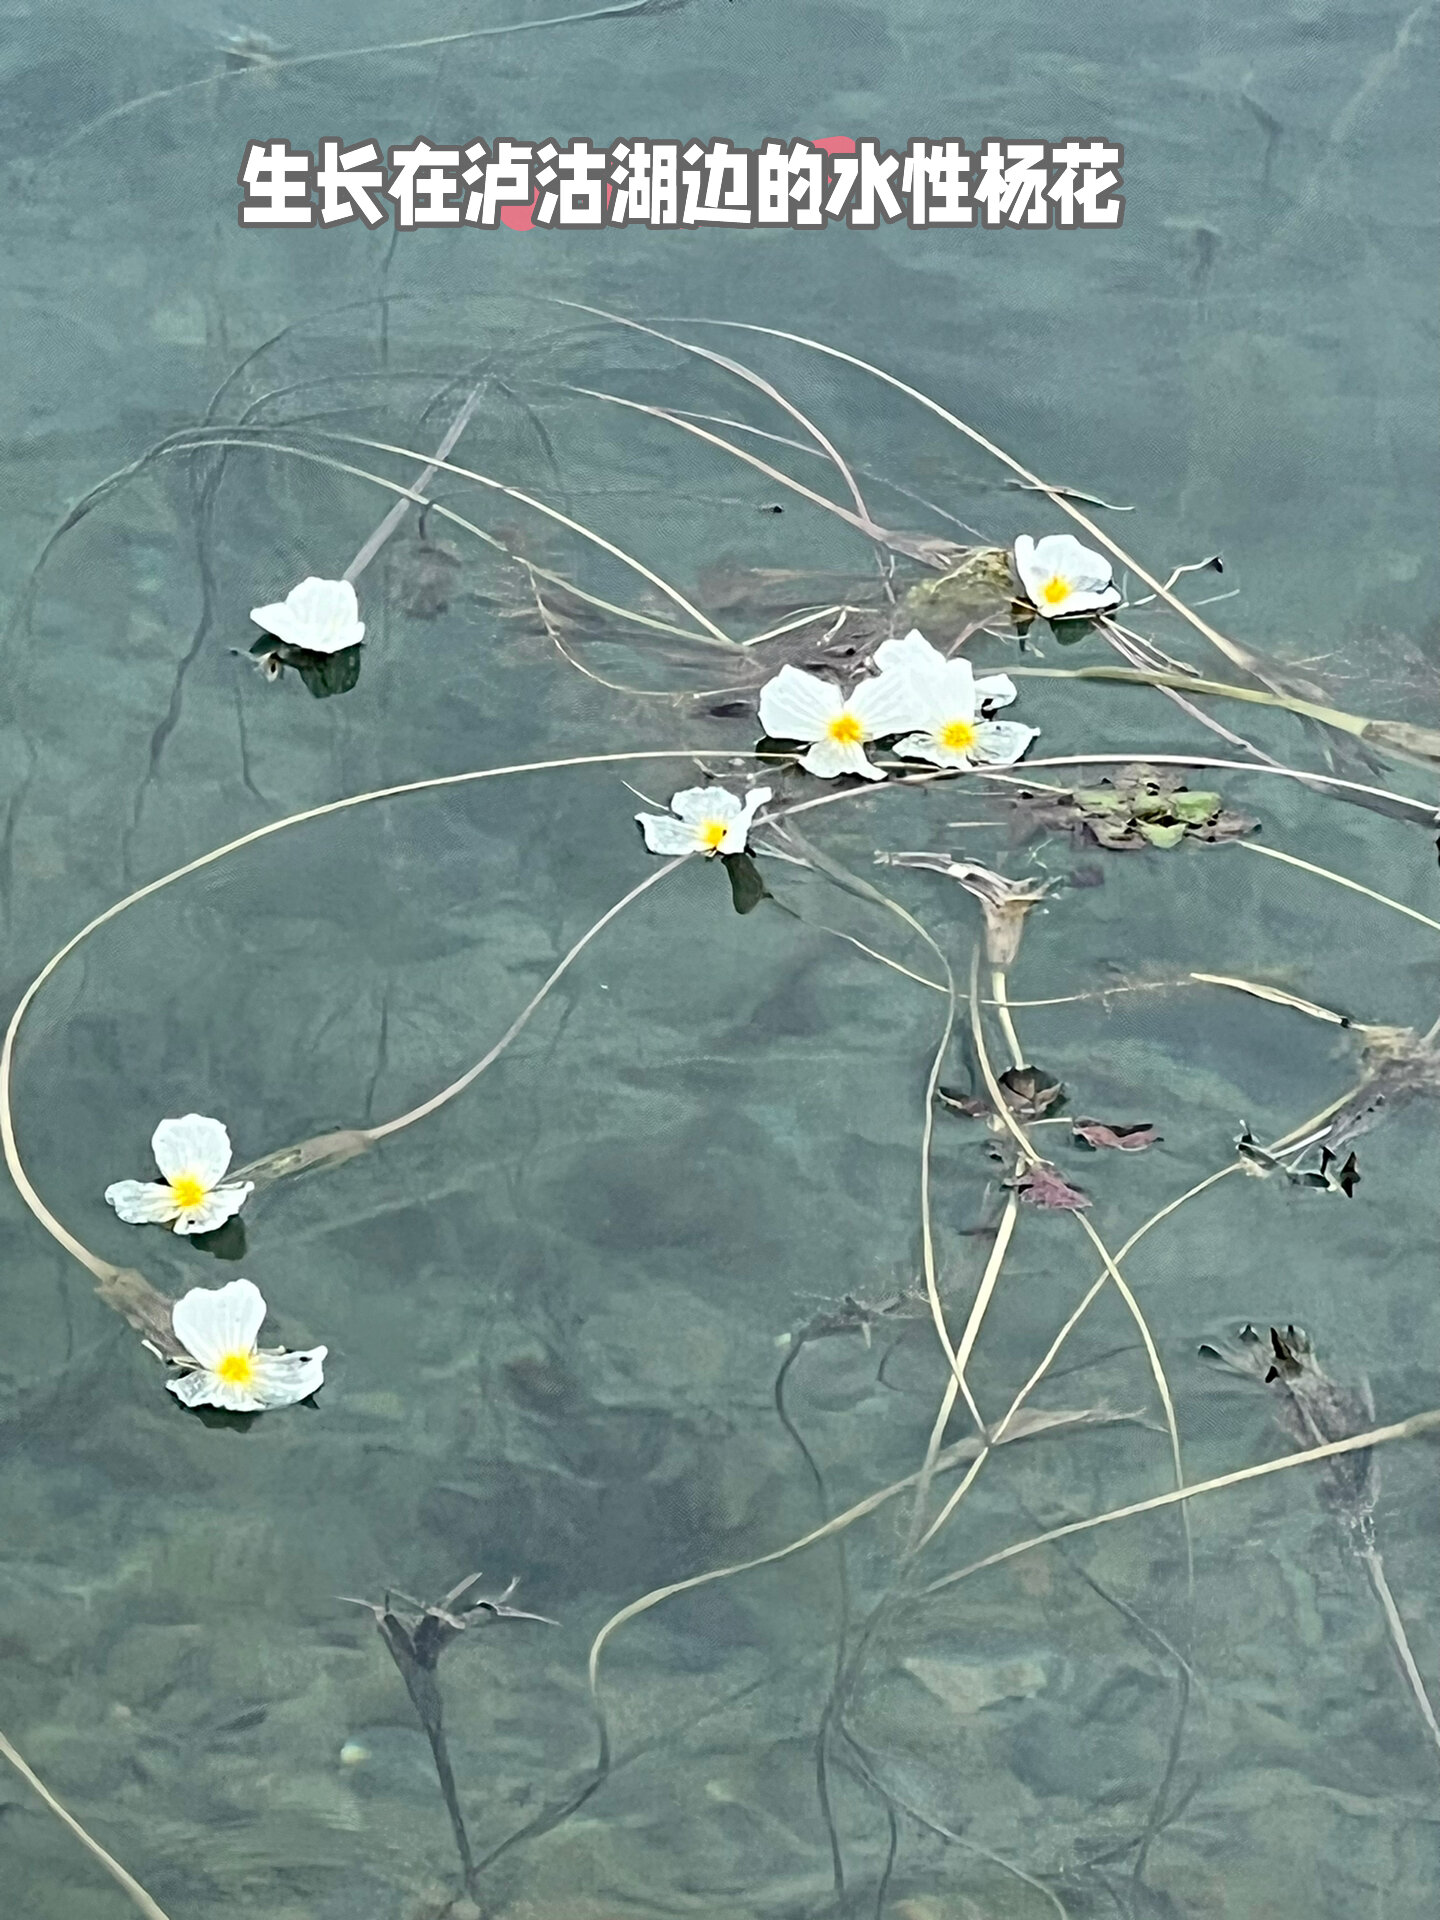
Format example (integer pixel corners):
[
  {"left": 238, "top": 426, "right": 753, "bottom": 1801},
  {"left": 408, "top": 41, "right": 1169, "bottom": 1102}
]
[
  {"left": 249, "top": 635, "right": 364, "bottom": 699},
  {"left": 1169, "top": 789, "right": 1222, "bottom": 824},
  {"left": 722, "top": 851, "right": 770, "bottom": 915},
  {"left": 1137, "top": 820, "right": 1188, "bottom": 849},
  {"left": 294, "top": 644, "right": 363, "bottom": 700}
]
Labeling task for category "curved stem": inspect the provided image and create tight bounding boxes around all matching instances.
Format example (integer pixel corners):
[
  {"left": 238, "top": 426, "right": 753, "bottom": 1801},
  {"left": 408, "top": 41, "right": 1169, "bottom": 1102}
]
[
  {"left": 1, "top": 752, "right": 775, "bottom": 1299},
  {"left": 362, "top": 856, "right": 686, "bottom": 1145}
]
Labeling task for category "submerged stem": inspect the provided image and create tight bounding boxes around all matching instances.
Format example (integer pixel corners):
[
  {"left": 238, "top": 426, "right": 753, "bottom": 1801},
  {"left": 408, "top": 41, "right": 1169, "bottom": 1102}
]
[{"left": 1359, "top": 1544, "right": 1440, "bottom": 1765}]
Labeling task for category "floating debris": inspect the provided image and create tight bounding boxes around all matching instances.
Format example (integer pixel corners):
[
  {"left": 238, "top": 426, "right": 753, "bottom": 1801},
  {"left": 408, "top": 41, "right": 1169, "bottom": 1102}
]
[
  {"left": 939, "top": 1063, "right": 1065, "bottom": 1124},
  {"left": 1009, "top": 763, "right": 1258, "bottom": 851},
  {"left": 1008, "top": 1163, "right": 1092, "bottom": 1211},
  {"left": 1236, "top": 1128, "right": 1360, "bottom": 1196},
  {"left": 877, "top": 852, "right": 1052, "bottom": 965}
]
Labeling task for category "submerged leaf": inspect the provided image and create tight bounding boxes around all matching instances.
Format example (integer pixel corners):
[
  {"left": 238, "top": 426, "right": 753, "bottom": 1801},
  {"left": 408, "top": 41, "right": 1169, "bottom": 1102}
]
[
  {"left": 1193, "top": 809, "right": 1260, "bottom": 842},
  {"left": 939, "top": 1065, "right": 1065, "bottom": 1124},
  {"left": 722, "top": 850, "right": 770, "bottom": 914},
  {"left": 294, "top": 644, "right": 363, "bottom": 699},
  {"left": 1071, "top": 1117, "right": 1160, "bottom": 1151},
  {"left": 251, "top": 635, "right": 363, "bottom": 699},
  {"left": 190, "top": 1214, "right": 247, "bottom": 1260}
]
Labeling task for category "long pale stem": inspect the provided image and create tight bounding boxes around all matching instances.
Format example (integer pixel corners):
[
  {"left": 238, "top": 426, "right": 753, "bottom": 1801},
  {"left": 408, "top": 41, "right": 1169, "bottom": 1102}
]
[
  {"left": 922, "top": 1412, "right": 1440, "bottom": 1597},
  {"left": 1, "top": 752, "right": 772, "bottom": 1310},
  {"left": 344, "top": 383, "right": 484, "bottom": 581},
  {"left": 1360, "top": 1545, "right": 1440, "bottom": 1764},
  {"left": 363, "top": 857, "right": 685, "bottom": 1144},
  {"left": 0, "top": 1729, "right": 172, "bottom": 1920}
]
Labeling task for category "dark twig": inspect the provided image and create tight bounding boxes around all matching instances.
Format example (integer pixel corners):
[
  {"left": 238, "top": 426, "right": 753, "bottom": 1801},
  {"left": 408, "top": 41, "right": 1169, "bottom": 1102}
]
[{"left": 343, "top": 1573, "right": 554, "bottom": 1892}]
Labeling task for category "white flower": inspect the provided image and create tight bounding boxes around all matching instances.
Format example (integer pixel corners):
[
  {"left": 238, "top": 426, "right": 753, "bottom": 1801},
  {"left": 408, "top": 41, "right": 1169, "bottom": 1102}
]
[
  {"left": 636, "top": 784, "right": 772, "bottom": 856},
  {"left": 872, "top": 630, "right": 1038, "bottom": 771},
  {"left": 249, "top": 576, "right": 365, "bottom": 655},
  {"left": 167, "top": 1277, "right": 326, "bottom": 1413},
  {"left": 1013, "top": 534, "right": 1121, "bottom": 621},
  {"left": 757, "top": 663, "right": 921, "bottom": 781},
  {"left": 105, "top": 1114, "right": 254, "bottom": 1236}
]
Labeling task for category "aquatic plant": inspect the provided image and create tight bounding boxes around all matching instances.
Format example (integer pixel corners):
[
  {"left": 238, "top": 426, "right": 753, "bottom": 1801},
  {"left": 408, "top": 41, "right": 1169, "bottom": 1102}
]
[{"left": 3, "top": 300, "right": 1439, "bottom": 1919}]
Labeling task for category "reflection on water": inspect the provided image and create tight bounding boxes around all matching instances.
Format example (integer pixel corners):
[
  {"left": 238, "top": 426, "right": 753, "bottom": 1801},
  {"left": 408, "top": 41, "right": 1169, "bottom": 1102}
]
[{"left": 1, "top": 4, "right": 1438, "bottom": 1917}]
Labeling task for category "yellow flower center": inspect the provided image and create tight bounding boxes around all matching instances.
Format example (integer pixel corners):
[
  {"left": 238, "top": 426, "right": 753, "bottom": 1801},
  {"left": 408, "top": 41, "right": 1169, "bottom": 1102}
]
[
  {"left": 938, "top": 718, "right": 978, "bottom": 752},
  {"left": 826, "top": 711, "right": 865, "bottom": 746},
  {"left": 1039, "top": 575, "right": 1073, "bottom": 608},
  {"left": 700, "top": 819, "right": 729, "bottom": 850},
  {"left": 169, "top": 1174, "right": 208, "bottom": 1210},
  {"left": 214, "top": 1351, "right": 256, "bottom": 1386}
]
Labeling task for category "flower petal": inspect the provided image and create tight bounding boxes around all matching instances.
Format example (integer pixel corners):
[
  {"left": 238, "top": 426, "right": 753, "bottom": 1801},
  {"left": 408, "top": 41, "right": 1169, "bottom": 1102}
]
[
  {"left": 167, "top": 1367, "right": 267, "bottom": 1413},
  {"left": 637, "top": 812, "right": 701, "bottom": 855},
  {"left": 973, "top": 720, "right": 1040, "bottom": 766},
  {"left": 171, "top": 1183, "right": 253, "bottom": 1236},
  {"left": 669, "top": 786, "right": 742, "bottom": 826},
  {"left": 248, "top": 1346, "right": 328, "bottom": 1408},
  {"left": 170, "top": 1277, "right": 268, "bottom": 1371},
  {"left": 847, "top": 666, "right": 930, "bottom": 738},
  {"left": 151, "top": 1114, "right": 233, "bottom": 1185},
  {"left": 249, "top": 577, "right": 365, "bottom": 654},
  {"left": 1012, "top": 534, "right": 1043, "bottom": 602},
  {"left": 974, "top": 672, "right": 1018, "bottom": 711},
  {"left": 714, "top": 786, "right": 772, "bottom": 854},
  {"left": 874, "top": 636, "right": 977, "bottom": 723},
  {"left": 1046, "top": 585, "right": 1121, "bottom": 618},
  {"left": 758, "top": 665, "right": 843, "bottom": 743},
  {"left": 871, "top": 628, "right": 948, "bottom": 688},
  {"left": 1015, "top": 532, "right": 1115, "bottom": 603},
  {"left": 800, "top": 737, "right": 886, "bottom": 781},
  {"left": 1031, "top": 533, "right": 1113, "bottom": 594},
  {"left": 892, "top": 733, "right": 974, "bottom": 769},
  {"left": 105, "top": 1179, "right": 181, "bottom": 1225}
]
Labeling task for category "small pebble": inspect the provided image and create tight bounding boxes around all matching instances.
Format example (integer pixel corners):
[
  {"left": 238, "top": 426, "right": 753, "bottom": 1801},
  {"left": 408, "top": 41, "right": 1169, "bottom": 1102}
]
[{"left": 339, "top": 1740, "right": 370, "bottom": 1767}]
